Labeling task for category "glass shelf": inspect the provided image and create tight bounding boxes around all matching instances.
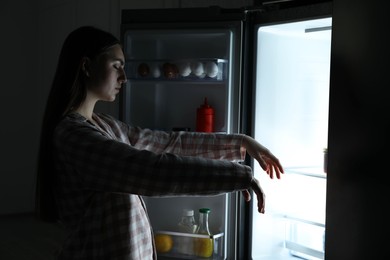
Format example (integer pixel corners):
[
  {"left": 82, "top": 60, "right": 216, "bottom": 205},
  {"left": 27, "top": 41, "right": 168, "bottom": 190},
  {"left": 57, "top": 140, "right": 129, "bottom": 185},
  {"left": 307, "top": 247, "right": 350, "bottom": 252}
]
[{"left": 284, "top": 167, "right": 327, "bottom": 179}]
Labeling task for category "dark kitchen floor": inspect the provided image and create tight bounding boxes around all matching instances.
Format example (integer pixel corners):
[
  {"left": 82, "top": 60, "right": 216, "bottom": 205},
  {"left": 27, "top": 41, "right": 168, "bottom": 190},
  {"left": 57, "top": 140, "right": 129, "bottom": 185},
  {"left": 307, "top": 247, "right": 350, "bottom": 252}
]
[{"left": 0, "top": 213, "right": 67, "bottom": 260}]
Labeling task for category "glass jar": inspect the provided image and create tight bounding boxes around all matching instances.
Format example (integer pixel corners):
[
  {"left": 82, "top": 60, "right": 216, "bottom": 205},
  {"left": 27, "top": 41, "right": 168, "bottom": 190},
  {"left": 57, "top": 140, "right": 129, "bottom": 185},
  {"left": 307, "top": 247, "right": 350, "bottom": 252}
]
[
  {"left": 178, "top": 209, "right": 197, "bottom": 233},
  {"left": 177, "top": 209, "right": 197, "bottom": 256}
]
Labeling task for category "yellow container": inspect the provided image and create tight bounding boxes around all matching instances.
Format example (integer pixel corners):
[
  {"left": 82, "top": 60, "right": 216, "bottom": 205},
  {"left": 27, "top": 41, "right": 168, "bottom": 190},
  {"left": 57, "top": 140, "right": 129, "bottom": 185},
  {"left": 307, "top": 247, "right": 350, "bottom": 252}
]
[{"left": 154, "top": 230, "right": 224, "bottom": 259}]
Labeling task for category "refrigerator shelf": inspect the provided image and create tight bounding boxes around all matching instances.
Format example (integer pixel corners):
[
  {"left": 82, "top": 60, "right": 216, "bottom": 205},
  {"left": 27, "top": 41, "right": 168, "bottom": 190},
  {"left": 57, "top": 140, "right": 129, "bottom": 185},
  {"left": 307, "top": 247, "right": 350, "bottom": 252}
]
[
  {"left": 125, "top": 58, "right": 227, "bottom": 81},
  {"left": 125, "top": 58, "right": 228, "bottom": 63},
  {"left": 284, "top": 167, "right": 327, "bottom": 179},
  {"left": 285, "top": 241, "right": 324, "bottom": 260},
  {"left": 155, "top": 231, "right": 224, "bottom": 260},
  {"left": 285, "top": 217, "right": 325, "bottom": 260},
  {"left": 126, "top": 77, "right": 226, "bottom": 83}
]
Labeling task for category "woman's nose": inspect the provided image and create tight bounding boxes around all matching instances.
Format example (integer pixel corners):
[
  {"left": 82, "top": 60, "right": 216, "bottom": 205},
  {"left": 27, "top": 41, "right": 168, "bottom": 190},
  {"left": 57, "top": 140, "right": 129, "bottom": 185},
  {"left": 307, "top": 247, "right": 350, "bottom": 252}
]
[{"left": 120, "top": 67, "right": 127, "bottom": 83}]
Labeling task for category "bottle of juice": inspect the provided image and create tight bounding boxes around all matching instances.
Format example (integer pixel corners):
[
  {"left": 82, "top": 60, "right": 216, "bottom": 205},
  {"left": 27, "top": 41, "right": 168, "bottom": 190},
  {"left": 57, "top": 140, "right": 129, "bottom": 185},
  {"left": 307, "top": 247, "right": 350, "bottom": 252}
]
[{"left": 194, "top": 208, "right": 213, "bottom": 258}]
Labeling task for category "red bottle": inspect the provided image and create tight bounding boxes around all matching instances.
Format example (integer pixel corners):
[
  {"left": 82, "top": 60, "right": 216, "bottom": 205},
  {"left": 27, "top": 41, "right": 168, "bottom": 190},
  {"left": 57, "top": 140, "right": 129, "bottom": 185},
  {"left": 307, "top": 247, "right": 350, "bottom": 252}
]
[{"left": 196, "top": 98, "right": 214, "bottom": 132}]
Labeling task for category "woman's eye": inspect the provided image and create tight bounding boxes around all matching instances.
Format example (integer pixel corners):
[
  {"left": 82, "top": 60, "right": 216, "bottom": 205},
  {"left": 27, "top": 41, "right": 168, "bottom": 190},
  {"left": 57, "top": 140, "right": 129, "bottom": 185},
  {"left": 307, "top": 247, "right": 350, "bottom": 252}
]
[{"left": 114, "top": 64, "right": 124, "bottom": 70}]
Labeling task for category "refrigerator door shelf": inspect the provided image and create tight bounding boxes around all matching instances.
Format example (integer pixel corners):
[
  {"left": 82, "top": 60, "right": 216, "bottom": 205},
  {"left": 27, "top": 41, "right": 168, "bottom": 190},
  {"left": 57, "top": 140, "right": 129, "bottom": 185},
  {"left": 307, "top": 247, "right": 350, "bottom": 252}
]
[
  {"left": 126, "top": 59, "right": 227, "bottom": 81},
  {"left": 155, "top": 231, "right": 224, "bottom": 260},
  {"left": 285, "top": 167, "right": 327, "bottom": 179},
  {"left": 285, "top": 217, "right": 325, "bottom": 260}
]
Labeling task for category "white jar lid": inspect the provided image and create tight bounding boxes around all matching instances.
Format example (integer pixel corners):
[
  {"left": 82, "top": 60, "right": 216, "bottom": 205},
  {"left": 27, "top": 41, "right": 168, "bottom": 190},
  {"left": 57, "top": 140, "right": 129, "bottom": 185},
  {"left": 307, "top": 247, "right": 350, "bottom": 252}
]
[{"left": 182, "top": 209, "right": 194, "bottom": 216}]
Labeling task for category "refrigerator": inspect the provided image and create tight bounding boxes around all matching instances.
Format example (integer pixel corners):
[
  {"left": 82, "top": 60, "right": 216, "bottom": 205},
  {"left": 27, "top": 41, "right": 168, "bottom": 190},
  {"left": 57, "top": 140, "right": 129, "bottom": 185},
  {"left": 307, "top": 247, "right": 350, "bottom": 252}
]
[{"left": 120, "top": 2, "right": 332, "bottom": 259}]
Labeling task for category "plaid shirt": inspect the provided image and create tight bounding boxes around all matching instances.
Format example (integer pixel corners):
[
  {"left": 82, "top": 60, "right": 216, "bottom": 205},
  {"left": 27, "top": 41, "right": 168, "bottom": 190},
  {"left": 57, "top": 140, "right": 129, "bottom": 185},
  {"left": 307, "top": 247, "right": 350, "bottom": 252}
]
[{"left": 53, "top": 112, "right": 253, "bottom": 260}]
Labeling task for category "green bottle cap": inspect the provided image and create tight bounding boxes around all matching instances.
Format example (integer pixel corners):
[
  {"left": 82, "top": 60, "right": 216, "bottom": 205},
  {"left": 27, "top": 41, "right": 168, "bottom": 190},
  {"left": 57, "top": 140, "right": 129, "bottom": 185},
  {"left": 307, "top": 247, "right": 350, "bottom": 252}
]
[{"left": 199, "top": 208, "right": 210, "bottom": 213}]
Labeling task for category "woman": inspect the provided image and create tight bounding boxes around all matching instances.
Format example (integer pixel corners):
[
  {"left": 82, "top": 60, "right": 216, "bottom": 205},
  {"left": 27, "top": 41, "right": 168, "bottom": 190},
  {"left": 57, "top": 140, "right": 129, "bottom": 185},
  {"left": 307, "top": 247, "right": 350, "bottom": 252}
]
[{"left": 36, "top": 26, "right": 283, "bottom": 260}]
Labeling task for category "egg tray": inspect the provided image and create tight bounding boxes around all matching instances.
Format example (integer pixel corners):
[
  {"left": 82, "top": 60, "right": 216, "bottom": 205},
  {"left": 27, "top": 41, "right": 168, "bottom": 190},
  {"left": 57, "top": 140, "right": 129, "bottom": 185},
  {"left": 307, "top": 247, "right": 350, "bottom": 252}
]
[
  {"left": 155, "top": 230, "right": 224, "bottom": 260},
  {"left": 126, "top": 59, "right": 227, "bottom": 81}
]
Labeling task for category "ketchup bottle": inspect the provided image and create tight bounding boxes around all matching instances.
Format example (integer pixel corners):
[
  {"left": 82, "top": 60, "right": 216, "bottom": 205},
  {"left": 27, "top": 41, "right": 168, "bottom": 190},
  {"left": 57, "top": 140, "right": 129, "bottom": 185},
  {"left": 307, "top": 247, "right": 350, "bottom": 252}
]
[{"left": 196, "top": 98, "right": 214, "bottom": 132}]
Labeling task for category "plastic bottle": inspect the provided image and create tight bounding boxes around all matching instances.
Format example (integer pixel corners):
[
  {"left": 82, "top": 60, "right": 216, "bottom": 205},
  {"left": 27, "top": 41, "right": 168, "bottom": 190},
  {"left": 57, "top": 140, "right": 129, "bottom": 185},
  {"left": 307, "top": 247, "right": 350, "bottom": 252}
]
[
  {"left": 196, "top": 98, "right": 214, "bottom": 132},
  {"left": 177, "top": 209, "right": 197, "bottom": 255},
  {"left": 178, "top": 209, "right": 197, "bottom": 233},
  {"left": 195, "top": 208, "right": 213, "bottom": 258}
]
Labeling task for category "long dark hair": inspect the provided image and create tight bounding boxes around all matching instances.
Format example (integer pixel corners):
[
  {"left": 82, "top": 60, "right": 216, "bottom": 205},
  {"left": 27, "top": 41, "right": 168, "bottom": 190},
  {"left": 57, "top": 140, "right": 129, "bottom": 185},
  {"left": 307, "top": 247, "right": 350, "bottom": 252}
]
[{"left": 36, "top": 26, "right": 120, "bottom": 222}]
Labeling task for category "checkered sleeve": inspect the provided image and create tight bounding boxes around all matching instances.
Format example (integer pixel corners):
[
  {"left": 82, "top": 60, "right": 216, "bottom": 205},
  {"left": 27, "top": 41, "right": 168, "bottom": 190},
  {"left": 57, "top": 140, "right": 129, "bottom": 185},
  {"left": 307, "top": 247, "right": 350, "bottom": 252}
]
[
  {"left": 54, "top": 114, "right": 253, "bottom": 197},
  {"left": 129, "top": 128, "right": 246, "bottom": 162},
  {"left": 98, "top": 113, "right": 246, "bottom": 162}
]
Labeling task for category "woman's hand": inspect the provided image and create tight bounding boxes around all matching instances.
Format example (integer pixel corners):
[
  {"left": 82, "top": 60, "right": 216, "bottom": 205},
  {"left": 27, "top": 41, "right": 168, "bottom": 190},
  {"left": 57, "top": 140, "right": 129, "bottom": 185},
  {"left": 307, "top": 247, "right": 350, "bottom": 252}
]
[
  {"left": 242, "top": 135, "right": 284, "bottom": 179},
  {"left": 241, "top": 178, "right": 266, "bottom": 213},
  {"left": 241, "top": 135, "right": 283, "bottom": 213}
]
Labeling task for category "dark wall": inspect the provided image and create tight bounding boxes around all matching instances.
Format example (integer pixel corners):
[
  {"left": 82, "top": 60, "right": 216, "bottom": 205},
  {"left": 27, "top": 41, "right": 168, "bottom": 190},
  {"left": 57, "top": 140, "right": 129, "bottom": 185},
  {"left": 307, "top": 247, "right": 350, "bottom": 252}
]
[
  {"left": 0, "top": 0, "right": 40, "bottom": 214},
  {"left": 326, "top": 0, "right": 389, "bottom": 259}
]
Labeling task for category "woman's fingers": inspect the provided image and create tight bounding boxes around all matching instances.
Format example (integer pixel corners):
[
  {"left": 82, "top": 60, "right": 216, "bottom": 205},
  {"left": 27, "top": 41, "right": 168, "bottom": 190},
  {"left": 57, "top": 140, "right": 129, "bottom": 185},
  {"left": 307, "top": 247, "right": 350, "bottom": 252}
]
[
  {"left": 242, "top": 190, "right": 251, "bottom": 202},
  {"left": 251, "top": 178, "right": 266, "bottom": 214}
]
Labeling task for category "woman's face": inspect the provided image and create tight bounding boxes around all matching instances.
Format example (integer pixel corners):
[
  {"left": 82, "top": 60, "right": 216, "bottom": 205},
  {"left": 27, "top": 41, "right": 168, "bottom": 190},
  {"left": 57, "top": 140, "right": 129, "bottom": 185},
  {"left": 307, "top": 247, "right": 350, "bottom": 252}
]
[{"left": 86, "top": 44, "right": 127, "bottom": 102}]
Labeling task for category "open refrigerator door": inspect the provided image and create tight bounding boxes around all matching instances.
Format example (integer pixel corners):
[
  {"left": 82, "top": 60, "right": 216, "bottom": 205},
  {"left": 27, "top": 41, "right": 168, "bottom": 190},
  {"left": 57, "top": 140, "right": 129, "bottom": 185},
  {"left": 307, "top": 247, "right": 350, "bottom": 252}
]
[{"left": 251, "top": 17, "right": 331, "bottom": 260}]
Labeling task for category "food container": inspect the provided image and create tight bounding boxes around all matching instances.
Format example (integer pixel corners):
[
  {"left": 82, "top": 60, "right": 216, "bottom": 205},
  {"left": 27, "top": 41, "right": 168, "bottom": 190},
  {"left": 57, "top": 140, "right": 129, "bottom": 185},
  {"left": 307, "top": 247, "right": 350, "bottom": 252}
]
[
  {"left": 155, "top": 230, "right": 224, "bottom": 259},
  {"left": 196, "top": 98, "right": 214, "bottom": 133},
  {"left": 126, "top": 59, "right": 227, "bottom": 81}
]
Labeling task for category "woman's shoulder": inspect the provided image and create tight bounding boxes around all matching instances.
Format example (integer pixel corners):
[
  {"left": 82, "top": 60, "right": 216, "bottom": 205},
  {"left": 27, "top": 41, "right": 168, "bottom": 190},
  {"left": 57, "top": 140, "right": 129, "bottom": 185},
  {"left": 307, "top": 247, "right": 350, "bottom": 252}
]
[
  {"left": 94, "top": 112, "right": 117, "bottom": 122},
  {"left": 94, "top": 112, "right": 130, "bottom": 132},
  {"left": 94, "top": 112, "right": 124, "bottom": 126},
  {"left": 53, "top": 113, "right": 91, "bottom": 142},
  {"left": 59, "top": 112, "right": 87, "bottom": 126}
]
